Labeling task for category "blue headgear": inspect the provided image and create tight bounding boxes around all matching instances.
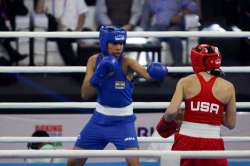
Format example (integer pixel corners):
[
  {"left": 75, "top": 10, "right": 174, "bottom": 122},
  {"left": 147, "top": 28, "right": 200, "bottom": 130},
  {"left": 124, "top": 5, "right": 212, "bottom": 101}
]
[{"left": 99, "top": 26, "right": 127, "bottom": 55}]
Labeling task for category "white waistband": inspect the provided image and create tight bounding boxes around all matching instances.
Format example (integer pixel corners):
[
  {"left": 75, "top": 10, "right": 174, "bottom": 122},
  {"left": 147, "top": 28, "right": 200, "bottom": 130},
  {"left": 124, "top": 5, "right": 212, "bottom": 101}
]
[
  {"left": 179, "top": 121, "right": 220, "bottom": 138},
  {"left": 96, "top": 103, "right": 133, "bottom": 116}
]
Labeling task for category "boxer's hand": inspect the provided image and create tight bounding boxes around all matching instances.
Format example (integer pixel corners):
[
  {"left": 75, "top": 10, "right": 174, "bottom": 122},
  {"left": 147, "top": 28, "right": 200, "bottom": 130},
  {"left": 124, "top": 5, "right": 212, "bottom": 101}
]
[
  {"left": 90, "top": 55, "right": 118, "bottom": 87},
  {"left": 156, "top": 116, "right": 178, "bottom": 138},
  {"left": 147, "top": 63, "right": 168, "bottom": 81}
]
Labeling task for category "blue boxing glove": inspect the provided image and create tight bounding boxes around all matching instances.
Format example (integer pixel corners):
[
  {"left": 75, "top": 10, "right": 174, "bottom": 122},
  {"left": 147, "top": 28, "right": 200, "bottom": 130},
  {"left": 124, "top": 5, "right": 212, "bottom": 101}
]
[
  {"left": 90, "top": 55, "right": 118, "bottom": 87},
  {"left": 147, "top": 62, "right": 168, "bottom": 81}
]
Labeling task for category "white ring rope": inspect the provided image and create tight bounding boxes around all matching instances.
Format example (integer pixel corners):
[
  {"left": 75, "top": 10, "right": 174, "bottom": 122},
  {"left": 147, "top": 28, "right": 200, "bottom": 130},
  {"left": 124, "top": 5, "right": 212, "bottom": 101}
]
[
  {"left": 0, "top": 31, "right": 250, "bottom": 38},
  {"left": 0, "top": 136, "right": 250, "bottom": 143},
  {"left": 0, "top": 102, "right": 249, "bottom": 109},
  {"left": 0, "top": 150, "right": 249, "bottom": 159},
  {"left": 0, "top": 66, "right": 250, "bottom": 73}
]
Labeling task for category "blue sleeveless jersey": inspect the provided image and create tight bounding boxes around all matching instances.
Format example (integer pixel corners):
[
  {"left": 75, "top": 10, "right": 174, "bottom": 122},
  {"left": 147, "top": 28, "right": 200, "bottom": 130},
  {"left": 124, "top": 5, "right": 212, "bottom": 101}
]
[
  {"left": 91, "top": 54, "right": 136, "bottom": 125},
  {"left": 96, "top": 54, "right": 134, "bottom": 107}
]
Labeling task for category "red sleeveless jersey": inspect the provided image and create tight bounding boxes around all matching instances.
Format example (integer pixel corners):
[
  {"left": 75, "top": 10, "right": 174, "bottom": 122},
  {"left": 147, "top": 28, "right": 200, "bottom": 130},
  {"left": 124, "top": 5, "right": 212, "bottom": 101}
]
[{"left": 184, "top": 74, "right": 225, "bottom": 126}]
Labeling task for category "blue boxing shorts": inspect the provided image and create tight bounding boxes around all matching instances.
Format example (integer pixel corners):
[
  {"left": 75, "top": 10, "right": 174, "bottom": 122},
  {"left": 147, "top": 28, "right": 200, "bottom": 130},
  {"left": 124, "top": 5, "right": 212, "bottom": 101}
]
[{"left": 75, "top": 120, "right": 139, "bottom": 150}]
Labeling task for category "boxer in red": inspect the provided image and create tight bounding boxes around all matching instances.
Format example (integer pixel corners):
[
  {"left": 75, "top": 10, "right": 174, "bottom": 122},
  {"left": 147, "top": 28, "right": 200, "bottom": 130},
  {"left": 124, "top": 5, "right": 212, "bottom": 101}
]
[{"left": 156, "top": 44, "right": 236, "bottom": 166}]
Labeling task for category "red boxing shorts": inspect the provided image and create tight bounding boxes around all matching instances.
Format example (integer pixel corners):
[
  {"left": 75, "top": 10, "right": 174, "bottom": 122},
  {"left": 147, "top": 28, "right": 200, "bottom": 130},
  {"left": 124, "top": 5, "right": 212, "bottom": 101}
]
[{"left": 171, "top": 133, "right": 228, "bottom": 166}]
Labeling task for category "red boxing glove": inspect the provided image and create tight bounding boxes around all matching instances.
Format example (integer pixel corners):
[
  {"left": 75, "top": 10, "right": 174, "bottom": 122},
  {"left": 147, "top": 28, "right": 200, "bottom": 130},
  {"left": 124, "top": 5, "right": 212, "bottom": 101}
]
[{"left": 156, "top": 117, "right": 178, "bottom": 138}]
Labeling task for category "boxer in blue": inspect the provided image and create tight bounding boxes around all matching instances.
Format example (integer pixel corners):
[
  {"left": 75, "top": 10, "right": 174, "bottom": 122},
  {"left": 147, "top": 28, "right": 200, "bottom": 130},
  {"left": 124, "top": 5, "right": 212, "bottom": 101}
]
[{"left": 67, "top": 26, "right": 168, "bottom": 166}]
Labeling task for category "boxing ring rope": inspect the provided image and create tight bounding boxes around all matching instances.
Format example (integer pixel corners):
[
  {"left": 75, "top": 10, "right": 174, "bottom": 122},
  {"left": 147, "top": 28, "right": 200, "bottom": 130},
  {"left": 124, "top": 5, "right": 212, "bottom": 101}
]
[
  {"left": 0, "top": 136, "right": 250, "bottom": 143},
  {"left": 0, "top": 150, "right": 249, "bottom": 166},
  {"left": 0, "top": 66, "right": 250, "bottom": 73},
  {"left": 0, "top": 31, "right": 250, "bottom": 38},
  {"left": 0, "top": 102, "right": 249, "bottom": 109}
]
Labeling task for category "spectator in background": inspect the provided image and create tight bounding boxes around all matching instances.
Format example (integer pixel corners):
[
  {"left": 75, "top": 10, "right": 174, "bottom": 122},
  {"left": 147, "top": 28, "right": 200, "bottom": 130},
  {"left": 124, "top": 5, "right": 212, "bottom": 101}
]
[
  {"left": 27, "top": 130, "right": 55, "bottom": 150},
  {"left": 33, "top": 0, "right": 58, "bottom": 32},
  {"left": 3, "top": 0, "right": 28, "bottom": 30},
  {"left": 85, "top": 0, "right": 96, "bottom": 6},
  {"left": 0, "top": 0, "right": 28, "bottom": 64},
  {"left": 95, "top": 0, "right": 143, "bottom": 31},
  {"left": 34, "top": 0, "right": 45, "bottom": 14},
  {"left": 51, "top": 0, "right": 88, "bottom": 65},
  {"left": 140, "top": 0, "right": 198, "bottom": 66},
  {"left": 26, "top": 130, "right": 56, "bottom": 163}
]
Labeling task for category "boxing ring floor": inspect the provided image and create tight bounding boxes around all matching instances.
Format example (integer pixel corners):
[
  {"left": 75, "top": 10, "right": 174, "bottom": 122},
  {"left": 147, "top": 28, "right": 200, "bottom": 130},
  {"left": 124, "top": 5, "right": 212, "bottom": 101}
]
[{"left": 0, "top": 161, "right": 250, "bottom": 166}]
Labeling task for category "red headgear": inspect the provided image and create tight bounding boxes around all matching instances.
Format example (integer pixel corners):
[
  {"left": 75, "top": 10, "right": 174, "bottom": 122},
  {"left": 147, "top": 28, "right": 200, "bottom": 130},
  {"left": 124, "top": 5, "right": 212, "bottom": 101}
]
[{"left": 191, "top": 44, "right": 222, "bottom": 73}]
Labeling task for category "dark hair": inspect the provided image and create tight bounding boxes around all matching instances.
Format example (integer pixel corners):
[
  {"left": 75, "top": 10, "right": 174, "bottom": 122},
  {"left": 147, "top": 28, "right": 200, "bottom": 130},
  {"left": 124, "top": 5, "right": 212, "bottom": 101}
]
[
  {"left": 209, "top": 69, "right": 225, "bottom": 77},
  {"left": 27, "top": 130, "right": 50, "bottom": 149},
  {"left": 31, "top": 130, "right": 49, "bottom": 137}
]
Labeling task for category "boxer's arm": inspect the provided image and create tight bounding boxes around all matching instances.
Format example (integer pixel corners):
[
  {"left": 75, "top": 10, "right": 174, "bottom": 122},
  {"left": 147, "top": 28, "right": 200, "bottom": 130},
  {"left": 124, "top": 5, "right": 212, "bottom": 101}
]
[
  {"left": 125, "top": 57, "right": 151, "bottom": 80},
  {"left": 165, "top": 78, "right": 184, "bottom": 120},
  {"left": 223, "top": 83, "right": 236, "bottom": 129},
  {"left": 156, "top": 79, "right": 184, "bottom": 138},
  {"left": 81, "top": 55, "right": 97, "bottom": 99},
  {"left": 125, "top": 57, "right": 167, "bottom": 80}
]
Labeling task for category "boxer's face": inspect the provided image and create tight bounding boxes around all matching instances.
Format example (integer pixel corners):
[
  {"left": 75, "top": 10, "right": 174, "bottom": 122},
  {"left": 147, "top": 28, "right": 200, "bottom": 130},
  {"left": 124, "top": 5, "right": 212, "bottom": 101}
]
[{"left": 107, "top": 42, "right": 124, "bottom": 57}]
